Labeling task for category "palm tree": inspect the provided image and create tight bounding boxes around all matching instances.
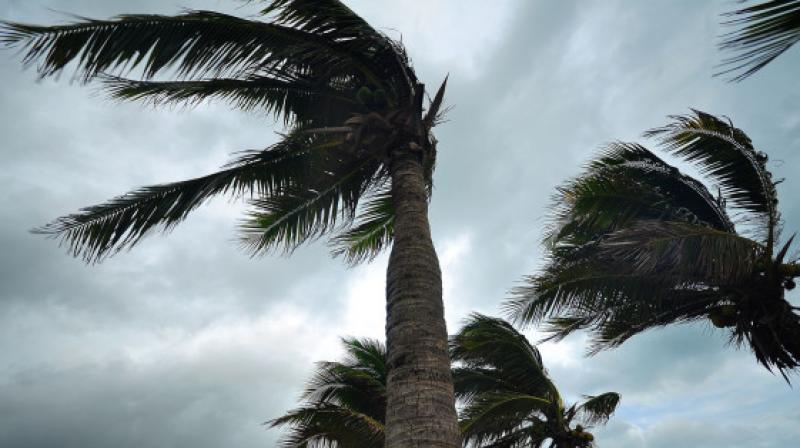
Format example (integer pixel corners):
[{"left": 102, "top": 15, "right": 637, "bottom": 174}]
[
  {"left": 0, "top": 1, "right": 458, "bottom": 444},
  {"left": 717, "top": 0, "right": 800, "bottom": 81},
  {"left": 268, "top": 337, "right": 386, "bottom": 447},
  {"left": 508, "top": 110, "right": 800, "bottom": 380},
  {"left": 451, "top": 314, "right": 620, "bottom": 448}
]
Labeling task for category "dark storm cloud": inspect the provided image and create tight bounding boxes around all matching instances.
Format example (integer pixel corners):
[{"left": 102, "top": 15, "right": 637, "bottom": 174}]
[{"left": 1, "top": 1, "right": 799, "bottom": 447}]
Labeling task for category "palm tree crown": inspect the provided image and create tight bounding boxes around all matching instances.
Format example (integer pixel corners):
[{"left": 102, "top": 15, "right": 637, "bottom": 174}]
[
  {"left": 508, "top": 110, "right": 800, "bottom": 380},
  {"left": 1, "top": 0, "right": 445, "bottom": 263},
  {"left": 2, "top": 2, "right": 460, "bottom": 445},
  {"left": 451, "top": 314, "right": 620, "bottom": 448},
  {"left": 268, "top": 337, "right": 387, "bottom": 447},
  {"left": 718, "top": 0, "right": 800, "bottom": 81}
]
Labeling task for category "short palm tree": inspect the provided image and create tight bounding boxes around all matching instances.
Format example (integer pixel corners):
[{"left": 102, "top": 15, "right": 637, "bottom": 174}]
[
  {"left": 451, "top": 314, "right": 620, "bottom": 448},
  {"left": 508, "top": 110, "right": 800, "bottom": 380},
  {"left": 718, "top": 0, "right": 800, "bottom": 80},
  {"left": 268, "top": 337, "right": 386, "bottom": 447},
  {"left": 1, "top": 1, "right": 458, "bottom": 444}
]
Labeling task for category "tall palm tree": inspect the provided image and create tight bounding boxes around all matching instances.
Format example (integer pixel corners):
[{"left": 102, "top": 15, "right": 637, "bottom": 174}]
[
  {"left": 717, "top": 0, "right": 800, "bottom": 81},
  {"left": 451, "top": 314, "right": 620, "bottom": 448},
  {"left": 508, "top": 110, "right": 800, "bottom": 380},
  {"left": 0, "top": 1, "right": 459, "bottom": 445},
  {"left": 268, "top": 337, "right": 387, "bottom": 447}
]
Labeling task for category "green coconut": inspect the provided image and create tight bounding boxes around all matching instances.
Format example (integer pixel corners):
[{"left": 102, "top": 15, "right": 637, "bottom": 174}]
[
  {"left": 710, "top": 305, "right": 737, "bottom": 328},
  {"left": 356, "top": 86, "right": 374, "bottom": 106}
]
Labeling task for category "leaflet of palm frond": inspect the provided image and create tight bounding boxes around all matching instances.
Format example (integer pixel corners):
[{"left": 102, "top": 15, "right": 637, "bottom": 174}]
[
  {"left": 774, "top": 233, "right": 796, "bottom": 265},
  {"left": 340, "top": 337, "right": 387, "bottom": 380},
  {"left": 733, "top": 300, "right": 800, "bottom": 380},
  {"left": 590, "top": 142, "right": 734, "bottom": 231},
  {"left": 32, "top": 133, "right": 330, "bottom": 263},
  {"left": 644, "top": 111, "right": 777, "bottom": 244},
  {"left": 450, "top": 314, "right": 555, "bottom": 397},
  {"left": 598, "top": 220, "right": 764, "bottom": 284},
  {"left": 468, "top": 421, "right": 551, "bottom": 448},
  {"left": 508, "top": 250, "right": 698, "bottom": 327},
  {"left": 258, "top": 0, "right": 417, "bottom": 100},
  {"left": 576, "top": 393, "right": 620, "bottom": 426},
  {"left": 330, "top": 190, "right": 394, "bottom": 264},
  {"left": 267, "top": 404, "right": 384, "bottom": 448},
  {"left": 717, "top": 0, "right": 800, "bottom": 81},
  {"left": 0, "top": 11, "right": 387, "bottom": 88},
  {"left": 549, "top": 161, "right": 733, "bottom": 249},
  {"left": 452, "top": 366, "right": 520, "bottom": 404},
  {"left": 422, "top": 76, "right": 448, "bottom": 131},
  {"left": 459, "top": 392, "right": 552, "bottom": 445},
  {"left": 304, "top": 362, "right": 385, "bottom": 416},
  {"left": 102, "top": 74, "right": 357, "bottom": 125},
  {"left": 240, "top": 153, "right": 384, "bottom": 255},
  {"left": 565, "top": 290, "right": 721, "bottom": 355}
]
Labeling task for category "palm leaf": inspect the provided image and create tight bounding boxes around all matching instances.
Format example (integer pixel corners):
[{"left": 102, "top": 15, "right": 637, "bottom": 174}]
[
  {"left": 1, "top": 11, "right": 293, "bottom": 80},
  {"left": 459, "top": 392, "right": 552, "bottom": 446},
  {"left": 644, "top": 110, "right": 778, "bottom": 247},
  {"left": 452, "top": 366, "right": 520, "bottom": 405},
  {"left": 267, "top": 404, "right": 384, "bottom": 448},
  {"left": 330, "top": 190, "right": 394, "bottom": 264},
  {"left": 508, "top": 251, "right": 696, "bottom": 328},
  {"left": 32, "top": 134, "right": 323, "bottom": 262},
  {"left": 599, "top": 220, "right": 764, "bottom": 284},
  {"left": 543, "top": 288, "right": 721, "bottom": 355},
  {"left": 240, "top": 152, "right": 383, "bottom": 255},
  {"left": 102, "top": 75, "right": 356, "bottom": 122},
  {"left": 0, "top": 9, "right": 391, "bottom": 101},
  {"left": 718, "top": 0, "right": 800, "bottom": 81},
  {"left": 576, "top": 393, "right": 620, "bottom": 426},
  {"left": 451, "top": 314, "right": 556, "bottom": 397},
  {"left": 548, "top": 142, "right": 734, "bottom": 248},
  {"left": 268, "top": 336, "right": 386, "bottom": 447},
  {"left": 258, "top": 0, "right": 416, "bottom": 99}
]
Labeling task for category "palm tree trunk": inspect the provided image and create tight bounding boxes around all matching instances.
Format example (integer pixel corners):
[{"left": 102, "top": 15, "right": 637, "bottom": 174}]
[{"left": 384, "top": 149, "right": 460, "bottom": 447}]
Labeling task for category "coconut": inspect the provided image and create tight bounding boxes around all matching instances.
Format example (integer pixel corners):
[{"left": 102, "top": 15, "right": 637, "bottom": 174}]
[{"left": 356, "top": 86, "right": 374, "bottom": 106}]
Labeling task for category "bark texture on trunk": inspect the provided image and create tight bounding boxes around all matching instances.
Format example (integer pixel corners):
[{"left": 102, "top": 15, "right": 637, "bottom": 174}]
[{"left": 384, "top": 150, "right": 460, "bottom": 448}]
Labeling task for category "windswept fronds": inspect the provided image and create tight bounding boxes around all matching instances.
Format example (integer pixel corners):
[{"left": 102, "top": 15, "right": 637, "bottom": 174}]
[
  {"left": 718, "top": 0, "right": 800, "bottom": 80},
  {"left": 268, "top": 337, "right": 387, "bottom": 447},
  {"left": 512, "top": 110, "right": 800, "bottom": 379}
]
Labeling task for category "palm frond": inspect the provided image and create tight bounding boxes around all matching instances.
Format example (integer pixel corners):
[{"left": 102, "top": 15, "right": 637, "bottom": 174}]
[
  {"left": 102, "top": 75, "right": 355, "bottom": 122},
  {"left": 718, "top": 0, "right": 800, "bottom": 81},
  {"left": 466, "top": 422, "right": 551, "bottom": 448},
  {"left": 459, "top": 392, "right": 552, "bottom": 446},
  {"left": 32, "top": 134, "right": 320, "bottom": 262},
  {"left": 507, "top": 250, "right": 693, "bottom": 328},
  {"left": 301, "top": 338, "right": 386, "bottom": 419},
  {"left": 240, "top": 152, "right": 383, "bottom": 255},
  {"left": 259, "top": 0, "right": 416, "bottom": 100},
  {"left": 268, "top": 336, "right": 386, "bottom": 447},
  {"left": 330, "top": 190, "right": 394, "bottom": 264},
  {"left": 0, "top": 9, "right": 395, "bottom": 108},
  {"left": 267, "top": 404, "right": 384, "bottom": 448},
  {"left": 451, "top": 313, "right": 555, "bottom": 397},
  {"left": 1, "top": 11, "right": 290, "bottom": 80},
  {"left": 735, "top": 298, "right": 800, "bottom": 380},
  {"left": 452, "top": 366, "right": 519, "bottom": 405},
  {"left": 423, "top": 75, "right": 448, "bottom": 131},
  {"left": 576, "top": 393, "right": 620, "bottom": 426},
  {"left": 548, "top": 142, "right": 734, "bottom": 248},
  {"left": 599, "top": 220, "right": 764, "bottom": 284},
  {"left": 546, "top": 289, "right": 720, "bottom": 355},
  {"left": 644, "top": 110, "right": 778, "bottom": 247}
]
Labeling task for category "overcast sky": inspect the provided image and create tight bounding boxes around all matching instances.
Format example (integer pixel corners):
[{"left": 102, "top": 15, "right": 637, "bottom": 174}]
[{"left": 1, "top": 1, "right": 799, "bottom": 447}]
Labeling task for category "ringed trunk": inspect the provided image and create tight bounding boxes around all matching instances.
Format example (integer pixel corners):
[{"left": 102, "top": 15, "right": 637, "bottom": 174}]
[{"left": 384, "top": 149, "right": 460, "bottom": 447}]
